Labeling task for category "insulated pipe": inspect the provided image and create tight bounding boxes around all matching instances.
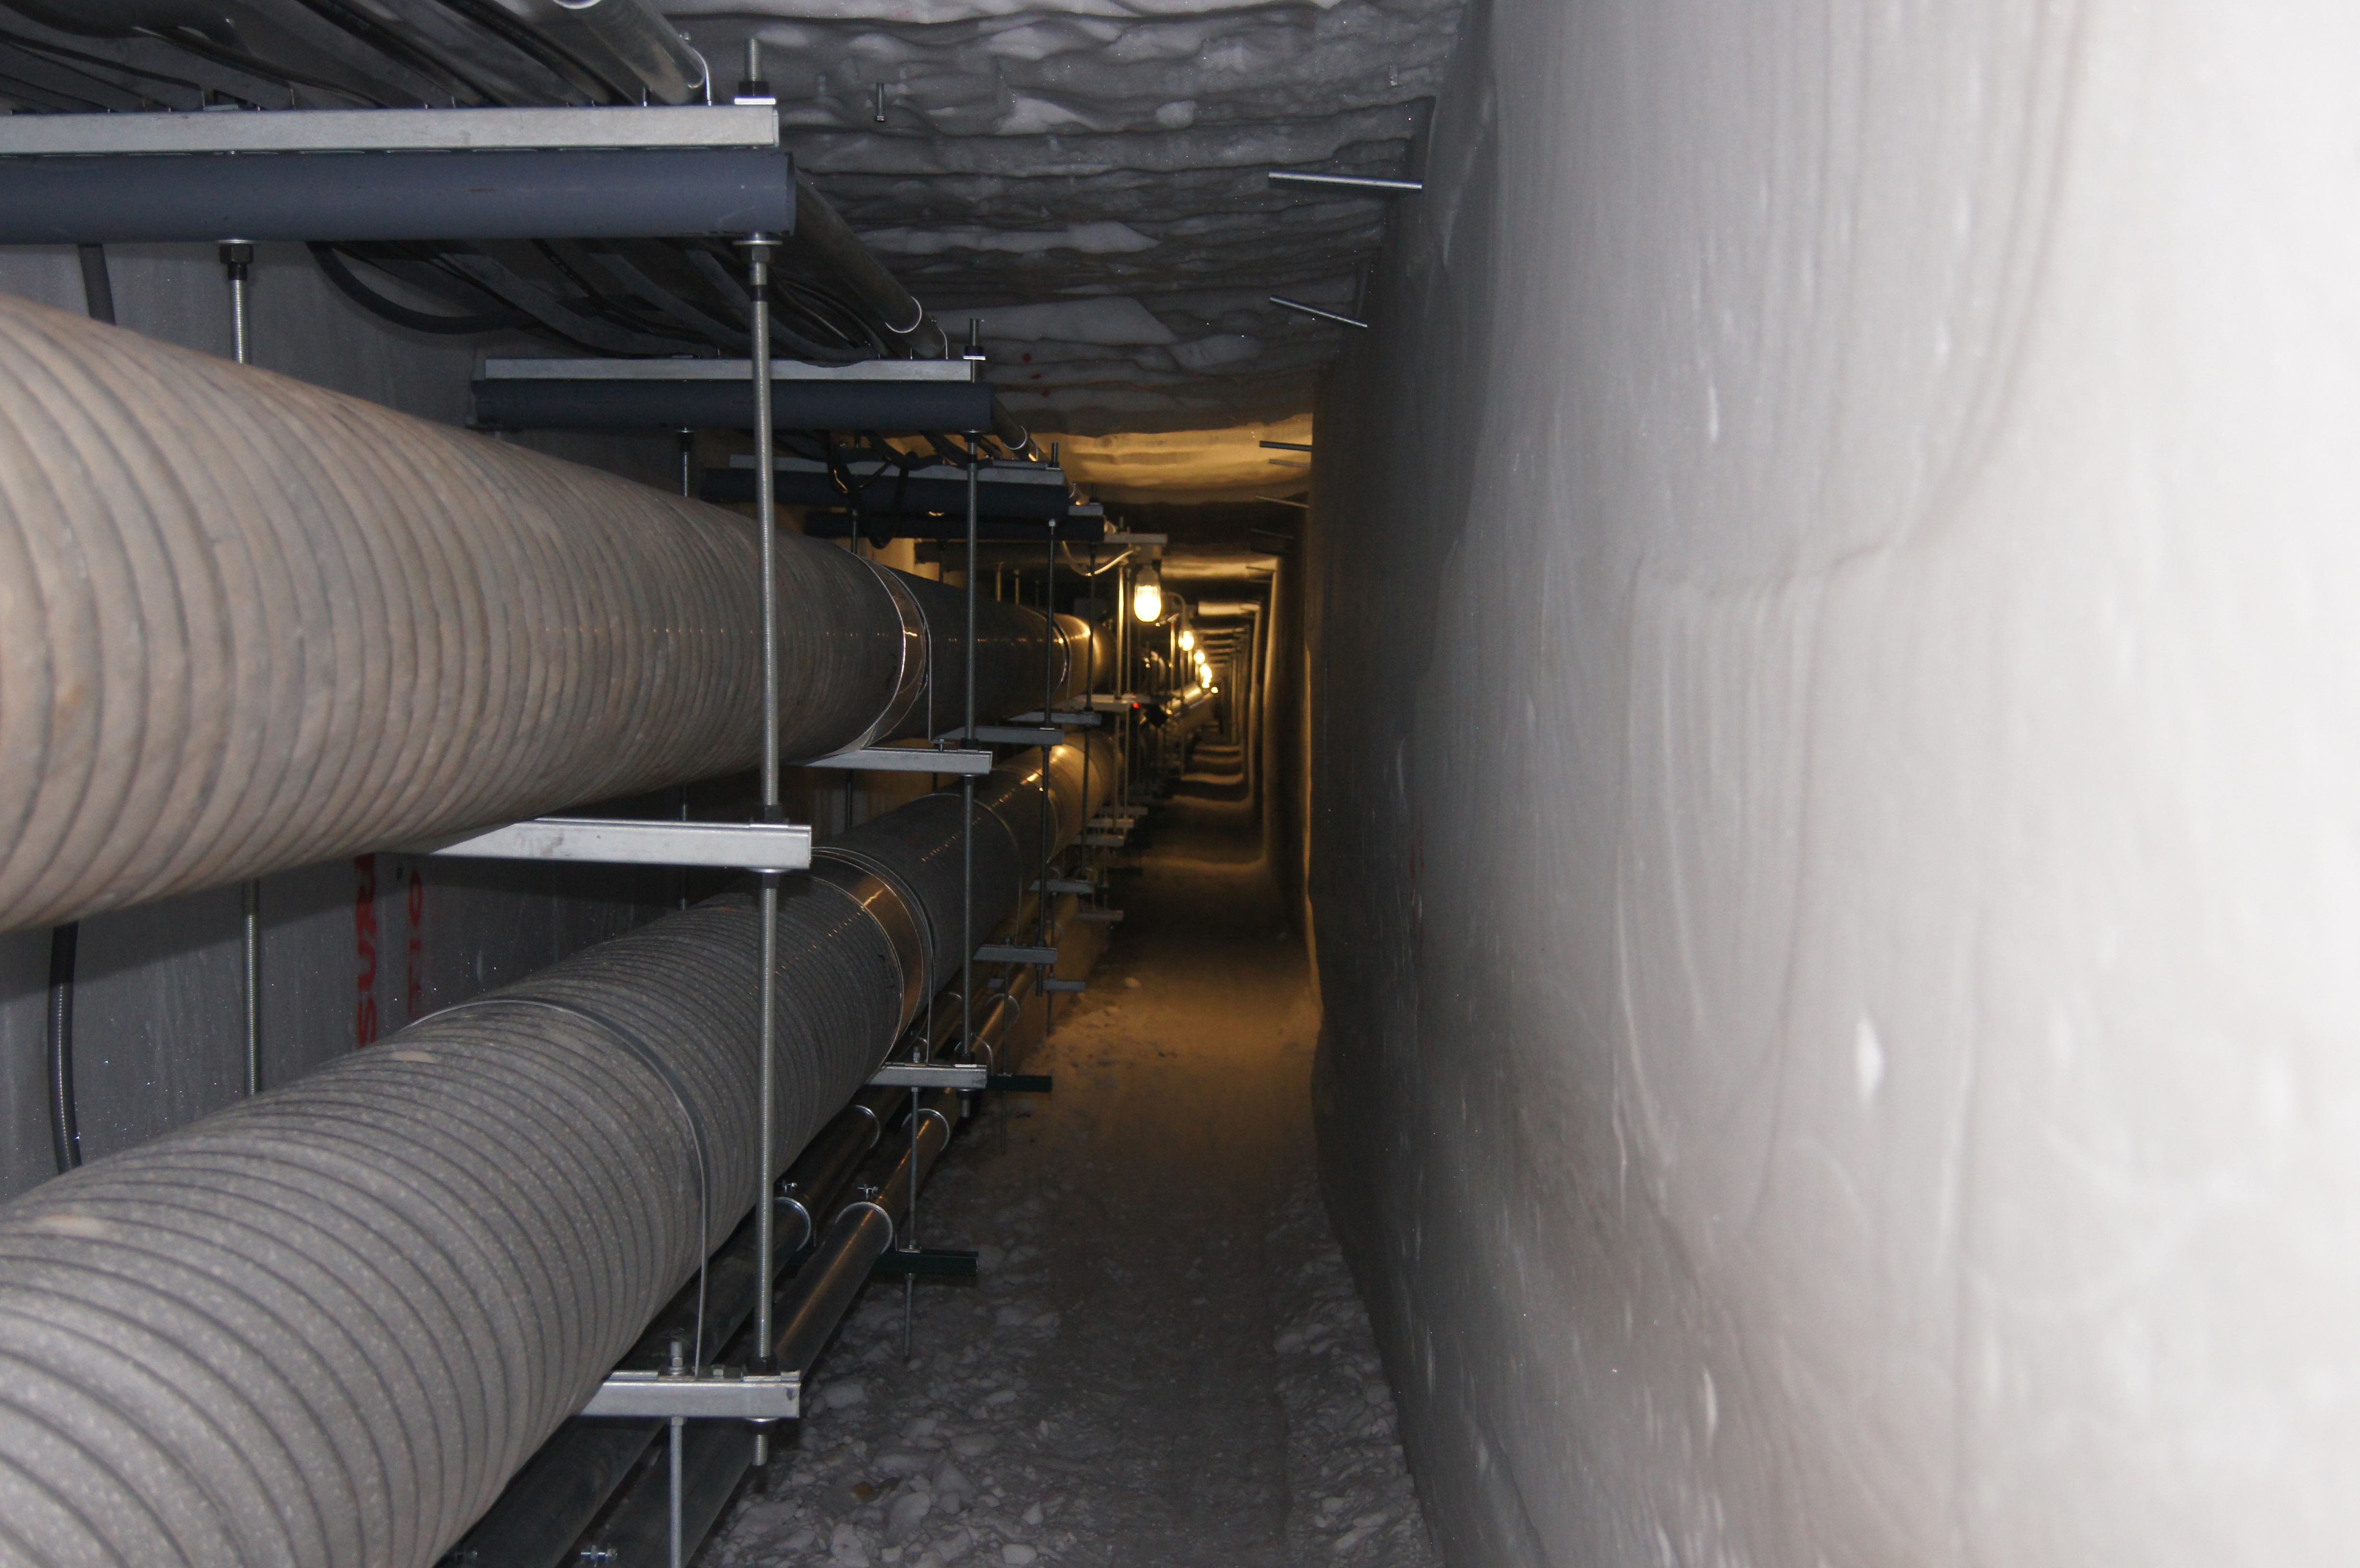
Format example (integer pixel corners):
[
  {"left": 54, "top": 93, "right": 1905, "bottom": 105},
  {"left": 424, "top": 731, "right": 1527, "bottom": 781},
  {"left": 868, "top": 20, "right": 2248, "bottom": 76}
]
[
  {"left": 567, "top": 913, "right": 1073, "bottom": 1567},
  {"left": 0, "top": 294, "right": 1067, "bottom": 935},
  {"left": 0, "top": 741, "right": 1112, "bottom": 1568},
  {"left": 1054, "top": 613, "right": 1117, "bottom": 702}
]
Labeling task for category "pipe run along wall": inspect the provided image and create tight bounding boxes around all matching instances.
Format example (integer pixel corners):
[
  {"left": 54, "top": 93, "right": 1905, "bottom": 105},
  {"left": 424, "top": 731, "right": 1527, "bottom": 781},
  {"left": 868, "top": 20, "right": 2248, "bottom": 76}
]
[
  {"left": 0, "top": 739, "right": 1112, "bottom": 1568},
  {"left": 0, "top": 290, "right": 1092, "bottom": 938}
]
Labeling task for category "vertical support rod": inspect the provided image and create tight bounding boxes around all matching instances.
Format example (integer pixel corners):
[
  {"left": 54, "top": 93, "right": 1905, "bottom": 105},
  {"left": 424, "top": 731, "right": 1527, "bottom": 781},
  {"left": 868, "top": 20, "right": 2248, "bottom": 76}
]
[
  {"left": 1038, "top": 521, "right": 1056, "bottom": 946},
  {"left": 668, "top": 1416, "right": 685, "bottom": 1568},
  {"left": 744, "top": 238, "right": 783, "bottom": 1454},
  {"left": 223, "top": 239, "right": 261, "bottom": 1098},
  {"left": 960, "top": 430, "right": 979, "bottom": 1062},
  {"left": 1080, "top": 541, "right": 1096, "bottom": 910}
]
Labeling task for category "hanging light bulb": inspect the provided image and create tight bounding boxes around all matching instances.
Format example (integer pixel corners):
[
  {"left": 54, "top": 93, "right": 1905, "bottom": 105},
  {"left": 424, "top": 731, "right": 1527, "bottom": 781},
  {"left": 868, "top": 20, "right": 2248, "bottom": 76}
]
[
  {"left": 1131, "top": 566, "right": 1163, "bottom": 623},
  {"left": 1179, "top": 627, "right": 1195, "bottom": 651}
]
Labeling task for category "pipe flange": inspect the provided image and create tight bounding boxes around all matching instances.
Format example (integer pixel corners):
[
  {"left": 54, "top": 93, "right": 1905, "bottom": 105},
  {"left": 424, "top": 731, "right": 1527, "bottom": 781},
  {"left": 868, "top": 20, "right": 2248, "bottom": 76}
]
[
  {"left": 813, "top": 843, "right": 940, "bottom": 1004},
  {"left": 774, "top": 1192, "right": 815, "bottom": 1256},
  {"left": 837, "top": 1198, "right": 897, "bottom": 1250},
  {"left": 850, "top": 557, "right": 931, "bottom": 749},
  {"left": 809, "top": 853, "right": 930, "bottom": 1033}
]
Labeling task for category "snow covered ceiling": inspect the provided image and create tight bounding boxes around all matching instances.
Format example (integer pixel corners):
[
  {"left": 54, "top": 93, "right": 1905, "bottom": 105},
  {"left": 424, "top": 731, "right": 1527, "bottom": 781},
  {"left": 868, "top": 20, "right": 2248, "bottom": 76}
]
[{"left": 667, "top": 0, "right": 1459, "bottom": 435}]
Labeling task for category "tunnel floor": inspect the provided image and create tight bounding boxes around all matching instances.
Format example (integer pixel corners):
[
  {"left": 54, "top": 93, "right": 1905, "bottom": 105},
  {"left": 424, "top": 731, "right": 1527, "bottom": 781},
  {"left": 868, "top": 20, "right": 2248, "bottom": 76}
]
[{"left": 704, "top": 742, "right": 1440, "bottom": 1568}]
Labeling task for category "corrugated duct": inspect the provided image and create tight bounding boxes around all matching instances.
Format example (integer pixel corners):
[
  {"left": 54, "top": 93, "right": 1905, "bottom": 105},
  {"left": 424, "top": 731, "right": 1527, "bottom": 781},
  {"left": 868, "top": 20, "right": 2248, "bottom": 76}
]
[
  {"left": 0, "top": 739, "right": 1113, "bottom": 1568},
  {"left": 0, "top": 292, "right": 1085, "bottom": 937}
]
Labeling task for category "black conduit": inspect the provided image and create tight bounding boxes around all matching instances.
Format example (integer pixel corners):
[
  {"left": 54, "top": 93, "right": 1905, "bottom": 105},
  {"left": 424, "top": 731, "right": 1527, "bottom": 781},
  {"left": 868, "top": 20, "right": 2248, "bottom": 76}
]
[
  {"left": 0, "top": 740, "right": 1112, "bottom": 1568},
  {"left": 42, "top": 246, "right": 114, "bottom": 1179},
  {"left": 44, "top": 923, "right": 79, "bottom": 1174},
  {"left": 0, "top": 292, "right": 1077, "bottom": 937}
]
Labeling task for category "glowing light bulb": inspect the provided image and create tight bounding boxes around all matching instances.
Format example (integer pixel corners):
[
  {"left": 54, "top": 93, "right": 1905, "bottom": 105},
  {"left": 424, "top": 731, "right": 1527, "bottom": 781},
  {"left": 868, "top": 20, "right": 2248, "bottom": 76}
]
[
  {"left": 1131, "top": 570, "right": 1163, "bottom": 623},
  {"left": 1180, "top": 628, "right": 1196, "bottom": 651}
]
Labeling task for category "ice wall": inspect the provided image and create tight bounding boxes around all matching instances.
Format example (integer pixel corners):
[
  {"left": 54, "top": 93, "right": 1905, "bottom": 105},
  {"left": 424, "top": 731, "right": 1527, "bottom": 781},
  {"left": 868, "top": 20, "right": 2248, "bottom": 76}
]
[
  {"left": 672, "top": 0, "right": 1457, "bottom": 431},
  {"left": 1309, "top": 2, "right": 2360, "bottom": 1564}
]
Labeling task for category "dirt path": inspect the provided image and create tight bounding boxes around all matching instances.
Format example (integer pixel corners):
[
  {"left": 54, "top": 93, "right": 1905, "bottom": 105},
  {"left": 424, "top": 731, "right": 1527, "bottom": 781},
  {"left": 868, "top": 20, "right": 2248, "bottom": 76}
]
[{"left": 706, "top": 750, "right": 1438, "bottom": 1568}]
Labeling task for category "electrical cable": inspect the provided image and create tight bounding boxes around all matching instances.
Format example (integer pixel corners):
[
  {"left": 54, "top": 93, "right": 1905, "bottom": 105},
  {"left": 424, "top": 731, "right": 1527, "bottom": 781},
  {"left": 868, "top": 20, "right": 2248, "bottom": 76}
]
[
  {"left": 135, "top": 24, "right": 388, "bottom": 106},
  {"left": 42, "top": 237, "right": 114, "bottom": 1178},
  {"left": 310, "top": 244, "right": 532, "bottom": 334},
  {"left": 282, "top": 0, "right": 501, "bottom": 105},
  {"left": 45, "top": 924, "right": 79, "bottom": 1173},
  {"left": 432, "top": 0, "right": 637, "bottom": 103},
  {"left": 75, "top": 245, "right": 114, "bottom": 326},
  {"left": 0, "top": 24, "right": 208, "bottom": 98}
]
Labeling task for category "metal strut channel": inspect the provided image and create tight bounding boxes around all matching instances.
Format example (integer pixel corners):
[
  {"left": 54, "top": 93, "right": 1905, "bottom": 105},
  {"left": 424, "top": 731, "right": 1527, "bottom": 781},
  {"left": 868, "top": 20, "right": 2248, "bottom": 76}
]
[
  {"left": 415, "top": 817, "right": 812, "bottom": 872},
  {"left": 803, "top": 746, "right": 993, "bottom": 776}
]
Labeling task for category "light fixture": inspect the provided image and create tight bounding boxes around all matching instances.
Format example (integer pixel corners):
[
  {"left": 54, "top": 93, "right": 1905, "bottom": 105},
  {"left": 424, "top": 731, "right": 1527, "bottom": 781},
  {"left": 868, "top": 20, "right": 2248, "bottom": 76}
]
[
  {"left": 1131, "top": 566, "right": 1163, "bottom": 624},
  {"left": 1179, "top": 627, "right": 1195, "bottom": 651}
]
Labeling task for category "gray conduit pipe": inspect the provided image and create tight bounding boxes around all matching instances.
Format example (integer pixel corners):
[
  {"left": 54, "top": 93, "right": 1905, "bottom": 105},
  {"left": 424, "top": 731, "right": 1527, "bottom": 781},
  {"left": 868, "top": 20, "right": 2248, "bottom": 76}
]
[
  {"left": 0, "top": 739, "right": 1112, "bottom": 1568},
  {"left": 0, "top": 293, "right": 1077, "bottom": 937}
]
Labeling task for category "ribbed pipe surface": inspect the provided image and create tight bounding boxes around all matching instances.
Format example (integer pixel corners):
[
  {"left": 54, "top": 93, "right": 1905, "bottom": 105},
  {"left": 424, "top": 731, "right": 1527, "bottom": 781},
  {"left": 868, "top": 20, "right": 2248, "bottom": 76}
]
[
  {"left": 0, "top": 293, "right": 1069, "bottom": 935},
  {"left": 0, "top": 743, "right": 1110, "bottom": 1568}
]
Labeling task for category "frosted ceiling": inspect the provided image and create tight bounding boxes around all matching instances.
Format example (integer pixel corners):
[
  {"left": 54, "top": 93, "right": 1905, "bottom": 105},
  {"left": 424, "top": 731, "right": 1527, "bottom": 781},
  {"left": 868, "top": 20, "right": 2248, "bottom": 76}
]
[{"left": 668, "top": 0, "right": 1457, "bottom": 434}]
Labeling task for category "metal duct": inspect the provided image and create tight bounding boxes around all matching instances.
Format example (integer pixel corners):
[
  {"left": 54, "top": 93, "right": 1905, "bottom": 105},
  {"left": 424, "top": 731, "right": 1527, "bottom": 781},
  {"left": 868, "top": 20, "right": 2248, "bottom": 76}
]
[
  {"left": 0, "top": 293, "right": 1067, "bottom": 935},
  {"left": 0, "top": 740, "right": 1113, "bottom": 1568},
  {"left": 1057, "top": 613, "right": 1117, "bottom": 700}
]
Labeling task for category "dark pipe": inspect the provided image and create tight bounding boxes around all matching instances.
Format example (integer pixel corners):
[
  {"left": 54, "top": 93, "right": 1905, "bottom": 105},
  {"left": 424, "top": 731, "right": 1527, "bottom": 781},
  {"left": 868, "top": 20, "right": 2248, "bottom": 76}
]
[
  {"left": 0, "top": 148, "right": 794, "bottom": 244},
  {"left": 44, "top": 923, "right": 79, "bottom": 1174},
  {"left": 788, "top": 172, "right": 947, "bottom": 359}
]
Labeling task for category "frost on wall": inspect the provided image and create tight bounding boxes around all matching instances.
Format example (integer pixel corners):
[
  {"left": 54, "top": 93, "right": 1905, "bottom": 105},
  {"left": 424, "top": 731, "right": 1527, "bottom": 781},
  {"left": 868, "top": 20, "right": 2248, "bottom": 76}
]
[
  {"left": 1311, "top": 1, "right": 2360, "bottom": 1565},
  {"left": 671, "top": 0, "right": 1463, "bottom": 431}
]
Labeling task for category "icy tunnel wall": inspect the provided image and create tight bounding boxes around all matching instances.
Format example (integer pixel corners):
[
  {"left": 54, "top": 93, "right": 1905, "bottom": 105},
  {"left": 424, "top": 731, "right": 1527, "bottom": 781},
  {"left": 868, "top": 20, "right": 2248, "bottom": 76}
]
[{"left": 1309, "top": 3, "right": 2360, "bottom": 1565}]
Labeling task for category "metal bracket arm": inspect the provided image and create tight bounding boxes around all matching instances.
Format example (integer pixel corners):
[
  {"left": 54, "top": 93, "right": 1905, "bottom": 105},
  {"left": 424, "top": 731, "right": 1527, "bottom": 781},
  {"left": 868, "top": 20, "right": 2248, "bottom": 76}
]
[
  {"left": 868, "top": 1062, "right": 988, "bottom": 1090},
  {"left": 974, "top": 943, "right": 1057, "bottom": 964},
  {"left": 413, "top": 817, "right": 811, "bottom": 872},
  {"left": 579, "top": 1369, "right": 801, "bottom": 1421},
  {"left": 964, "top": 725, "right": 1064, "bottom": 746},
  {"left": 1009, "top": 710, "right": 1102, "bottom": 727},
  {"left": 804, "top": 746, "right": 993, "bottom": 776}
]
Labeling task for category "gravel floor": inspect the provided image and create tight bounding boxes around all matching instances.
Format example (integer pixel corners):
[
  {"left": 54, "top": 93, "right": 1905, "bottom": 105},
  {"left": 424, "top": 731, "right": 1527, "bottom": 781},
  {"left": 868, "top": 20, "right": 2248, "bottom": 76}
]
[{"left": 702, "top": 766, "right": 1439, "bottom": 1568}]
